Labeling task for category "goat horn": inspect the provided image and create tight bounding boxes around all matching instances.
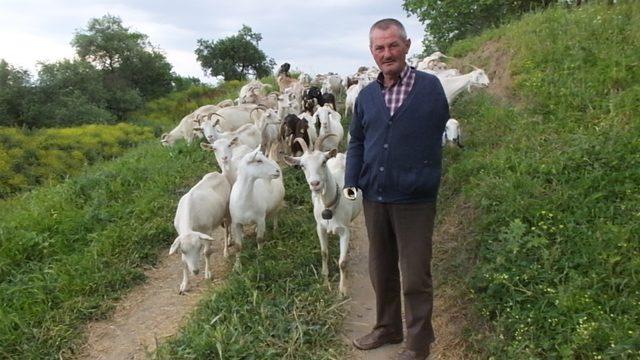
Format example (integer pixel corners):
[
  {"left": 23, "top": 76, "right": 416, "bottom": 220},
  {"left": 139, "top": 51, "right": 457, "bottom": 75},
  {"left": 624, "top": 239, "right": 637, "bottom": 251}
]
[
  {"left": 249, "top": 107, "right": 263, "bottom": 122},
  {"left": 293, "top": 137, "right": 310, "bottom": 153},
  {"left": 315, "top": 133, "right": 338, "bottom": 150},
  {"left": 208, "top": 112, "right": 224, "bottom": 122}
]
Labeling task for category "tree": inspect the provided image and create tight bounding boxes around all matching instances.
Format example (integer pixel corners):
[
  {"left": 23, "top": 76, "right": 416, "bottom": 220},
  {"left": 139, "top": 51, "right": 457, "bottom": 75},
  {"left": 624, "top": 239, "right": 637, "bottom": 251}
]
[
  {"left": 195, "top": 25, "right": 275, "bottom": 81},
  {"left": 23, "top": 59, "right": 115, "bottom": 127},
  {"left": 0, "top": 59, "right": 32, "bottom": 126},
  {"left": 72, "top": 14, "right": 149, "bottom": 72},
  {"left": 72, "top": 15, "right": 173, "bottom": 102},
  {"left": 403, "top": 0, "right": 555, "bottom": 52}
]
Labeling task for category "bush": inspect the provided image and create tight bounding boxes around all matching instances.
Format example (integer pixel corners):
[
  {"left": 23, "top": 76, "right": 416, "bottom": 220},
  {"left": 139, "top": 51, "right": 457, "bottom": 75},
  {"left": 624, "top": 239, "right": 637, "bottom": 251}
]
[{"left": 0, "top": 123, "right": 153, "bottom": 198}]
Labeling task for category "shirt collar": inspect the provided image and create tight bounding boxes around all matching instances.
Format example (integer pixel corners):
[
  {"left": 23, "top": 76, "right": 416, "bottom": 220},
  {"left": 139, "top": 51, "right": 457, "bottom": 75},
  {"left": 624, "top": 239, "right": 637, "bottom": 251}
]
[{"left": 376, "top": 65, "right": 413, "bottom": 88}]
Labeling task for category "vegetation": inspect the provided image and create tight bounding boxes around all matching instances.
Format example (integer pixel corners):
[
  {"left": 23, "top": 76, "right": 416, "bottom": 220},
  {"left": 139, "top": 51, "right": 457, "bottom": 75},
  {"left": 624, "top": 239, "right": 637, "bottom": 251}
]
[
  {"left": 195, "top": 25, "right": 276, "bottom": 81},
  {"left": 156, "top": 169, "right": 347, "bottom": 359},
  {"left": 0, "top": 141, "right": 214, "bottom": 359},
  {"left": 404, "top": 0, "right": 557, "bottom": 52},
  {"left": 0, "top": 123, "right": 153, "bottom": 198},
  {"left": 0, "top": 15, "right": 176, "bottom": 127},
  {"left": 439, "top": 2, "right": 639, "bottom": 357}
]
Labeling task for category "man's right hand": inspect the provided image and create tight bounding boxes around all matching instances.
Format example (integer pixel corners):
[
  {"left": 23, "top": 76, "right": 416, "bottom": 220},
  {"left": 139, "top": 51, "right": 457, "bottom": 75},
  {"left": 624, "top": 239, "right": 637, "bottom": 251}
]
[{"left": 343, "top": 187, "right": 358, "bottom": 200}]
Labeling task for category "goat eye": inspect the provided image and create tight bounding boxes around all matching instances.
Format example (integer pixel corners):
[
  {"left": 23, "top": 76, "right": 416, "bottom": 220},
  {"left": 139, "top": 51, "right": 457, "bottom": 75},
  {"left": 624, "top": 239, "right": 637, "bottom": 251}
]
[{"left": 257, "top": 160, "right": 263, "bottom": 163}]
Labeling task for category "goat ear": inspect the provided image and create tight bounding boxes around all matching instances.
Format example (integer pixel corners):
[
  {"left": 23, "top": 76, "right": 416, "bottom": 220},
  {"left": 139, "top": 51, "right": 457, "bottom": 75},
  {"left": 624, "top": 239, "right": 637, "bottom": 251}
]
[
  {"left": 200, "top": 142, "right": 213, "bottom": 151},
  {"left": 198, "top": 233, "right": 214, "bottom": 242},
  {"left": 326, "top": 148, "right": 338, "bottom": 159},
  {"left": 169, "top": 237, "right": 181, "bottom": 255},
  {"left": 283, "top": 155, "right": 300, "bottom": 167}
]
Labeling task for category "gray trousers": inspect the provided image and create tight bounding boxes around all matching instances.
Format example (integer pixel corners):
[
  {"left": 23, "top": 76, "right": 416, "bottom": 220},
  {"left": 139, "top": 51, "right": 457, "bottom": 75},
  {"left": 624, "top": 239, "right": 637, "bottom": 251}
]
[{"left": 362, "top": 199, "right": 436, "bottom": 352}]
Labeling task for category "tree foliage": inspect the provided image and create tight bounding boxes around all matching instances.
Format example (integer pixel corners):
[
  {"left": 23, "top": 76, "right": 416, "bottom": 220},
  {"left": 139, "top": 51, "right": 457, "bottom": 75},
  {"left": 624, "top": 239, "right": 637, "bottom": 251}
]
[
  {"left": 0, "top": 60, "right": 32, "bottom": 126},
  {"left": 0, "top": 15, "right": 179, "bottom": 128},
  {"left": 403, "top": 0, "right": 555, "bottom": 52},
  {"left": 195, "top": 25, "right": 275, "bottom": 81},
  {"left": 72, "top": 14, "right": 173, "bottom": 101}
]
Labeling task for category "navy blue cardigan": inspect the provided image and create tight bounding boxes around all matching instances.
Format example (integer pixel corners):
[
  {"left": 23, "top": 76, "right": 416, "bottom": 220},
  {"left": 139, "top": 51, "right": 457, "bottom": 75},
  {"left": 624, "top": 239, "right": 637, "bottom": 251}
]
[{"left": 345, "top": 70, "right": 449, "bottom": 203}]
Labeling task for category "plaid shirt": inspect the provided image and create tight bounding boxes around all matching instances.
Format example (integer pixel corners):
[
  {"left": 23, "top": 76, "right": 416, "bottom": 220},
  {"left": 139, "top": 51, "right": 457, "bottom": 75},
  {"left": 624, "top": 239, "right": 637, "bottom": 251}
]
[{"left": 377, "top": 65, "right": 416, "bottom": 116}]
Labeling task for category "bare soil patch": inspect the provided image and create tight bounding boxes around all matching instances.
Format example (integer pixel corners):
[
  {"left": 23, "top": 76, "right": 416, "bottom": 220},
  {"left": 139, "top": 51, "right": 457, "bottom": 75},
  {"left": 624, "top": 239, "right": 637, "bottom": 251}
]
[
  {"left": 451, "top": 39, "right": 516, "bottom": 103},
  {"left": 343, "top": 199, "right": 483, "bottom": 359},
  {"left": 74, "top": 228, "right": 230, "bottom": 360}
]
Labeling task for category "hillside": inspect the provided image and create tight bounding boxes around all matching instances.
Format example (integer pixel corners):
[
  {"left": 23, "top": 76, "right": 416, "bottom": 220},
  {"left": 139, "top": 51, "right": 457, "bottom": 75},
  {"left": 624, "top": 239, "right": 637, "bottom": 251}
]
[{"left": 437, "top": 2, "right": 639, "bottom": 358}]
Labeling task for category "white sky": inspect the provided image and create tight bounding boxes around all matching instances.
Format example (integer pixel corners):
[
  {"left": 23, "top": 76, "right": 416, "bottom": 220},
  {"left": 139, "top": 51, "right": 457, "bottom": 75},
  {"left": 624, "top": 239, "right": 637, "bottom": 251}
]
[{"left": 0, "top": 0, "right": 426, "bottom": 84}]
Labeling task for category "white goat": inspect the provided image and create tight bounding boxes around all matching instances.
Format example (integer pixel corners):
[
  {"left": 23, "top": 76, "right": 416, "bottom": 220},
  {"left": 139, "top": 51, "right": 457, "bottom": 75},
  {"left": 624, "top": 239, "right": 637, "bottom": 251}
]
[
  {"left": 169, "top": 172, "right": 230, "bottom": 294},
  {"left": 284, "top": 135, "right": 362, "bottom": 296},
  {"left": 298, "top": 72, "right": 312, "bottom": 86},
  {"left": 314, "top": 104, "right": 344, "bottom": 151},
  {"left": 161, "top": 113, "right": 200, "bottom": 146},
  {"left": 201, "top": 137, "right": 253, "bottom": 185},
  {"left": 197, "top": 119, "right": 261, "bottom": 149},
  {"left": 276, "top": 92, "right": 297, "bottom": 121},
  {"left": 442, "top": 118, "right": 463, "bottom": 148},
  {"left": 208, "top": 105, "right": 264, "bottom": 132},
  {"left": 229, "top": 148, "right": 285, "bottom": 270},
  {"left": 238, "top": 80, "right": 271, "bottom": 104},
  {"left": 438, "top": 68, "right": 490, "bottom": 104},
  {"left": 216, "top": 99, "right": 235, "bottom": 108},
  {"left": 321, "top": 74, "right": 344, "bottom": 95},
  {"left": 255, "top": 108, "right": 282, "bottom": 157},
  {"left": 344, "top": 82, "right": 366, "bottom": 118},
  {"left": 298, "top": 111, "right": 318, "bottom": 149},
  {"left": 416, "top": 51, "right": 447, "bottom": 72}
]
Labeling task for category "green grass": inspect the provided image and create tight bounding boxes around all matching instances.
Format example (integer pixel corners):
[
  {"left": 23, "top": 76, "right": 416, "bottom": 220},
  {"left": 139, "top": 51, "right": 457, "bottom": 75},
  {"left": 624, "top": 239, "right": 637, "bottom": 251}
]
[
  {"left": 0, "top": 141, "right": 216, "bottom": 358},
  {"left": 155, "top": 82, "right": 351, "bottom": 359},
  {"left": 155, "top": 169, "right": 348, "bottom": 359},
  {"left": 0, "top": 80, "right": 245, "bottom": 358},
  {"left": 439, "top": 2, "right": 640, "bottom": 358}
]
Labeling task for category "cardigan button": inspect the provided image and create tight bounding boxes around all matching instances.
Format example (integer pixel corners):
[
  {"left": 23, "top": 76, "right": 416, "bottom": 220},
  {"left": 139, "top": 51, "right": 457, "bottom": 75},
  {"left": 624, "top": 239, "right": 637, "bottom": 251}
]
[
  {"left": 379, "top": 166, "right": 384, "bottom": 172},
  {"left": 383, "top": 143, "right": 388, "bottom": 149}
]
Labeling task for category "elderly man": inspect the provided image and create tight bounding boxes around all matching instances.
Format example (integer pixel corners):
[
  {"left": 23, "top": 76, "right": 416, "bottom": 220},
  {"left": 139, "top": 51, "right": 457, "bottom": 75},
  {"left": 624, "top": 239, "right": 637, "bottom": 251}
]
[{"left": 344, "top": 18, "right": 449, "bottom": 360}]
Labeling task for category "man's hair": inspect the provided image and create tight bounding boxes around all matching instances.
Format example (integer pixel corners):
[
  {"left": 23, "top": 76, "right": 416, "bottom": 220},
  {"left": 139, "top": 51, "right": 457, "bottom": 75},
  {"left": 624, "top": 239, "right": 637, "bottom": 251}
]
[{"left": 369, "top": 18, "right": 407, "bottom": 45}]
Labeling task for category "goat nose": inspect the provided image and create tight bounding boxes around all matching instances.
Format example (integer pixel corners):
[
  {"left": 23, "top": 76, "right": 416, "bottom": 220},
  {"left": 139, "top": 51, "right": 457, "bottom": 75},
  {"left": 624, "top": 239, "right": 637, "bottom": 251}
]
[
  {"left": 310, "top": 180, "right": 320, "bottom": 187},
  {"left": 192, "top": 269, "right": 200, "bottom": 275}
]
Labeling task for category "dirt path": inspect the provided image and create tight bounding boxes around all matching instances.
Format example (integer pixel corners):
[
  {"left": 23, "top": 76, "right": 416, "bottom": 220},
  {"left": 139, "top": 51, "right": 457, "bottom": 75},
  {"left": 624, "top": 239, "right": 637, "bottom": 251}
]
[
  {"left": 343, "top": 209, "right": 475, "bottom": 359},
  {"left": 75, "top": 228, "right": 229, "bottom": 360}
]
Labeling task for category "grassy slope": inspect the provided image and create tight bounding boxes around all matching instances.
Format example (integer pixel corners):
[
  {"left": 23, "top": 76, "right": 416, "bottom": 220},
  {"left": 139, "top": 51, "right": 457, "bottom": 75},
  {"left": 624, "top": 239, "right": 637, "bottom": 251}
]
[
  {"left": 439, "top": 2, "right": 639, "bottom": 358},
  {"left": 0, "top": 142, "right": 215, "bottom": 358},
  {"left": 0, "top": 76, "right": 346, "bottom": 359},
  {"left": 155, "top": 169, "right": 347, "bottom": 360},
  {"left": 0, "top": 82, "right": 242, "bottom": 358},
  {"left": 155, "top": 78, "right": 349, "bottom": 359}
]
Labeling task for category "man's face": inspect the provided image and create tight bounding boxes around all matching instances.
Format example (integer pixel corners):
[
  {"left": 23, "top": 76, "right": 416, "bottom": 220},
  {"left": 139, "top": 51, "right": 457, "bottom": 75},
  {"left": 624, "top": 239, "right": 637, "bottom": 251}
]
[{"left": 370, "top": 26, "right": 411, "bottom": 77}]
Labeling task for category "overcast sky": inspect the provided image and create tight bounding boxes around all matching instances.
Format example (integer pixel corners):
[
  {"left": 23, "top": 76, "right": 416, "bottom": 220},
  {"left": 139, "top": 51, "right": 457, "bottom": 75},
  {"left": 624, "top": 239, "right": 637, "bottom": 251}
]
[{"left": 0, "top": 0, "right": 426, "bottom": 84}]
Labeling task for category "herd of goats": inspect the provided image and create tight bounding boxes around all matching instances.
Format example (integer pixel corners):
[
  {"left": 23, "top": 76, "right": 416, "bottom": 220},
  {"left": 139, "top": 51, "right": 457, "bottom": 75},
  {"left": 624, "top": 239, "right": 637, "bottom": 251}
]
[{"left": 160, "top": 52, "right": 490, "bottom": 295}]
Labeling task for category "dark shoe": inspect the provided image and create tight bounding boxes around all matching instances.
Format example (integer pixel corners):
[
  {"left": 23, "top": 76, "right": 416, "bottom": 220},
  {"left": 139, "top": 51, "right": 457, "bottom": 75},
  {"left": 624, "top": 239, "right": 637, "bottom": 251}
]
[
  {"left": 352, "top": 328, "right": 403, "bottom": 350},
  {"left": 396, "top": 348, "right": 430, "bottom": 360}
]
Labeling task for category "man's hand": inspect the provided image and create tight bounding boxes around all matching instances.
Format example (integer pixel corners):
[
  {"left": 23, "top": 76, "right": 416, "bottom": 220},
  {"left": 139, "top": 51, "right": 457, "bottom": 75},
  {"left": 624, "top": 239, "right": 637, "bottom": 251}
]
[{"left": 343, "top": 187, "right": 358, "bottom": 200}]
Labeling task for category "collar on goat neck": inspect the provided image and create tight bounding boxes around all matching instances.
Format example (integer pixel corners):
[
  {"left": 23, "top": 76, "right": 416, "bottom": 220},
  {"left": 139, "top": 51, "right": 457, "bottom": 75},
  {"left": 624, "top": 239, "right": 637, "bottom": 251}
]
[{"left": 321, "top": 182, "right": 340, "bottom": 210}]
